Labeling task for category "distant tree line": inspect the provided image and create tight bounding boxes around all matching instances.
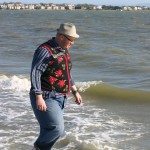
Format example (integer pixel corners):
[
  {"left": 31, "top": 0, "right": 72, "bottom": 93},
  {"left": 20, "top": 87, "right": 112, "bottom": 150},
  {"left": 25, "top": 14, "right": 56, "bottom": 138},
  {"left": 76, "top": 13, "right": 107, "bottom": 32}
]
[
  {"left": 75, "top": 4, "right": 122, "bottom": 10},
  {"left": 75, "top": 4, "right": 95, "bottom": 10},
  {"left": 102, "top": 5, "right": 122, "bottom": 10}
]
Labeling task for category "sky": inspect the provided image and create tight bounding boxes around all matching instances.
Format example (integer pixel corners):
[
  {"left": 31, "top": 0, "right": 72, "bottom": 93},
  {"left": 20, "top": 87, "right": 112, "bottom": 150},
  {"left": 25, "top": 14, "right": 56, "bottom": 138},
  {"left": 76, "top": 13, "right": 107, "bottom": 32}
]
[{"left": 0, "top": 0, "right": 150, "bottom": 6}]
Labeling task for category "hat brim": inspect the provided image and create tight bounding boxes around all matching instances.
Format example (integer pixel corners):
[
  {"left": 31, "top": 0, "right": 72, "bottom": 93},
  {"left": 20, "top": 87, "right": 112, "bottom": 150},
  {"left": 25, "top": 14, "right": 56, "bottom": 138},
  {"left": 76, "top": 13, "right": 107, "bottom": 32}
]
[{"left": 57, "top": 29, "right": 79, "bottom": 38}]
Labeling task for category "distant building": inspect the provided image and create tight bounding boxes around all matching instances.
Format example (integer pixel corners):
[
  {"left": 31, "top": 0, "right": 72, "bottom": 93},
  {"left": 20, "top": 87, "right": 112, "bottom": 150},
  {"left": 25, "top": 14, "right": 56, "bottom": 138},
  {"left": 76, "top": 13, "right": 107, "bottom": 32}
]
[
  {"left": 41, "top": 5, "right": 45, "bottom": 9},
  {"left": 59, "top": 6, "right": 65, "bottom": 10},
  {"left": 14, "top": 3, "right": 22, "bottom": 9},
  {"left": 123, "top": 6, "right": 133, "bottom": 11},
  {"left": 65, "top": 4, "right": 75, "bottom": 10},
  {"left": 51, "top": 4, "right": 59, "bottom": 10},
  {"left": 28, "top": 4, "right": 35, "bottom": 10},
  {"left": 97, "top": 6, "right": 102, "bottom": 10},
  {"left": 7, "top": 3, "right": 15, "bottom": 9},
  {"left": 46, "top": 6, "right": 52, "bottom": 10},
  {"left": 134, "top": 6, "right": 142, "bottom": 10}
]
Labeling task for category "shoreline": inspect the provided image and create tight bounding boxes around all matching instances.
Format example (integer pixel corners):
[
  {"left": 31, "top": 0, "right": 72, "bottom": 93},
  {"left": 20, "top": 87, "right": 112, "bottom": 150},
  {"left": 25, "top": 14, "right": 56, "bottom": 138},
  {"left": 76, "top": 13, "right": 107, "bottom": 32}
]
[{"left": 1, "top": 9, "right": 150, "bottom": 12}]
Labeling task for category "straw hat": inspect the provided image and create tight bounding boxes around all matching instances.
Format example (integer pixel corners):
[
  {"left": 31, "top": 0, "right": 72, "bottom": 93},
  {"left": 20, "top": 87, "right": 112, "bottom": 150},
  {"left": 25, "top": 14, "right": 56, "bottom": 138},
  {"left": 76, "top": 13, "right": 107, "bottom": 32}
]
[{"left": 57, "top": 23, "right": 79, "bottom": 38}]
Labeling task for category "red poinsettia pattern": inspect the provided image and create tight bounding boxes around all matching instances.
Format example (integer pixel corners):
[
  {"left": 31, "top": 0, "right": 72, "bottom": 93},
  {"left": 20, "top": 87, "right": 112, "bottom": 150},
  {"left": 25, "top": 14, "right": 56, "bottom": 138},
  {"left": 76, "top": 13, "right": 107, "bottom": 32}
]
[
  {"left": 49, "top": 76, "right": 57, "bottom": 84},
  {"left": 58, "top": 80, "right": 65, "bottom": 87},
  {"left": 55, "top": 69, "right": 63, "bottom": 77}
]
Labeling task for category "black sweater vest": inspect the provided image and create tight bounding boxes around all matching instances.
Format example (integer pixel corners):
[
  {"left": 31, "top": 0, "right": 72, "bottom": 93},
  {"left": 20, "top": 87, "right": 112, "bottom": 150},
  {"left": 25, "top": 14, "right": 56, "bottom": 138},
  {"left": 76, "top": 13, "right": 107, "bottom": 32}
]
[{"left": 40, "top": 40, "right": 72, "bottom": 94}]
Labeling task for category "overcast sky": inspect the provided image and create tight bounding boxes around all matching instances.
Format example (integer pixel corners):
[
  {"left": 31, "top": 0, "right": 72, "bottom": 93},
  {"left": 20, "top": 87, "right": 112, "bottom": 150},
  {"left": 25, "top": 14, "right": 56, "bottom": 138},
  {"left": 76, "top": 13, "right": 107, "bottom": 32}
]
[{"left": 0, "top": 0, "right": 150, "bottom": 6}]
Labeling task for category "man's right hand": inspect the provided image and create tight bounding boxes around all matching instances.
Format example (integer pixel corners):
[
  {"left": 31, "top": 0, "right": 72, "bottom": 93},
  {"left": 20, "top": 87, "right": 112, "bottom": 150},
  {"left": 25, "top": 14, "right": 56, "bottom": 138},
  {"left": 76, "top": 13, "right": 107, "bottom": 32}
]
[{"left": 36, "top": 94, "right": 47, "bottom": 112}]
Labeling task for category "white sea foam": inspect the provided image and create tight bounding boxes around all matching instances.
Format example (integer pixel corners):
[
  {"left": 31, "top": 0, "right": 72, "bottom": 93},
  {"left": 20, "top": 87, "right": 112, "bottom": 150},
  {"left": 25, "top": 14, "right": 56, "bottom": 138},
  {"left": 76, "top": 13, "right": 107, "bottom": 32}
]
[
  {"left": 54, "top": 132, "right": 121, "bottom": 150},
  {"left": 0, "top": 75, "right": 102, "bottom": 93},
  {"left": 0, "top": 75, "right": 30, "bottom": 92},
  {"left": 76, "top": 80, "right": 103, "bottom": 92},
  {"left": 59, "top": 101, "right": 145, "bottom": 150}
]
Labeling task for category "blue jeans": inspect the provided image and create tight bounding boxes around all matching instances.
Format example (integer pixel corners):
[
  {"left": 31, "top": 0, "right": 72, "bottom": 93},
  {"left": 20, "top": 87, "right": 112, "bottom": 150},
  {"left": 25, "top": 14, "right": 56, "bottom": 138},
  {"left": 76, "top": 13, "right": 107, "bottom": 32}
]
[{"left": 30, "top": 91, "right": 67, "bottom": 150}]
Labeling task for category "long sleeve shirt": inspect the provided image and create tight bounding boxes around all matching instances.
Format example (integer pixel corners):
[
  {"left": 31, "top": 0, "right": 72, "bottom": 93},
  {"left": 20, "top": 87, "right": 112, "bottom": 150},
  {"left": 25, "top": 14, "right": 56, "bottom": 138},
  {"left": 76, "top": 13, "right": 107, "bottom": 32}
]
[{"left": 30, "top": 37, "right": 75, "bottom": 96}]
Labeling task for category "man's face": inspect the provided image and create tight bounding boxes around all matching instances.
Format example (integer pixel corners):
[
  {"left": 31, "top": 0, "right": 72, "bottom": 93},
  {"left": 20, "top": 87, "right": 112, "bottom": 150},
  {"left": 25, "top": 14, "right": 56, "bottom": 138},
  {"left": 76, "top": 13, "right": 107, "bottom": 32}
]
[{"left": 61, "top": 34, "right": 75, "bottom": 50}]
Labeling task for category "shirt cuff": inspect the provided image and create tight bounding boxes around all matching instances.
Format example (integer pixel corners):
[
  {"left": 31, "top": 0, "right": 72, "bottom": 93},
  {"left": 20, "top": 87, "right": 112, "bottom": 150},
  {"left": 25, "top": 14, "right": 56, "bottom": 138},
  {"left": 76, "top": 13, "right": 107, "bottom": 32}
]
[{"left": 32, "top": 89, "right": 43, "bottom": 95}]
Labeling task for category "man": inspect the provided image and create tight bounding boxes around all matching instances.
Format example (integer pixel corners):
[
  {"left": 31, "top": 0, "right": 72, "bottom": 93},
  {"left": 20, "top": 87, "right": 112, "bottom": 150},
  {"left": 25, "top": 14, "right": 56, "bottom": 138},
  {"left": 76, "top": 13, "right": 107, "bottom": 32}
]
[{"left": 30, "top": 23, "right": 82, "bottom": 150}]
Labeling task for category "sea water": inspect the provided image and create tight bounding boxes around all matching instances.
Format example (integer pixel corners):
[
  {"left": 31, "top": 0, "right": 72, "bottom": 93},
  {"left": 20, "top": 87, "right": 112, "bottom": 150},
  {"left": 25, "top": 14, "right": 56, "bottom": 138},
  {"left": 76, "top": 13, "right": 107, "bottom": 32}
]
[{"left": 0, "top": 10, "right": 150, "bottom": 150}]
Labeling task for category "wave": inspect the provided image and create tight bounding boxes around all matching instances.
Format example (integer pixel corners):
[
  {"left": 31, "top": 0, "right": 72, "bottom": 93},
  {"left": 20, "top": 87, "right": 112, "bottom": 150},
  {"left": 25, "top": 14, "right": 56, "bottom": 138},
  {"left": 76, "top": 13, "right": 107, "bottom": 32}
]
[
  {"left": 0, "top": 74, "right": 150, "bottom": 103},
  {"left": 82, "top": 82, "right": 150, "bottom": 103},
  {"left": 0, "top": 74, "right": 30, "bottom": 92}
]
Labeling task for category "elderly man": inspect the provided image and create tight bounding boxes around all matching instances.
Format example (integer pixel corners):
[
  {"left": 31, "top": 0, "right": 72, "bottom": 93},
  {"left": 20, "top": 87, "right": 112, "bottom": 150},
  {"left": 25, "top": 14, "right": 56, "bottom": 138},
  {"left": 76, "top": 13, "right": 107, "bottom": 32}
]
[{"left": 30, "top": 23, "right": 82, "bottom": 150}]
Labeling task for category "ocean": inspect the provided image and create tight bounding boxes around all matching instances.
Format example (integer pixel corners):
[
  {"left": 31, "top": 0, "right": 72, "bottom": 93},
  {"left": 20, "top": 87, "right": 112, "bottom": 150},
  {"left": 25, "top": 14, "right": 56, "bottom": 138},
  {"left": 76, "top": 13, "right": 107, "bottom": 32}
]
[{"left": 0, "top": 9, "right": 150, "bottom": 150}]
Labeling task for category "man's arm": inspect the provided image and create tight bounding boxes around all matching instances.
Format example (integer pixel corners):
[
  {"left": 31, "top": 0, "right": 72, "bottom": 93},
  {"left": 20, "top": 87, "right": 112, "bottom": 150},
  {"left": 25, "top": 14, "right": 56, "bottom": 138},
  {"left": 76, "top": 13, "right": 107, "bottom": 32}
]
[
  {"left": 30, "top": 47, "right": 50, "bottom": 111},
  {"left": 70, "top": 75, "right": 82, "bottom": 105}
]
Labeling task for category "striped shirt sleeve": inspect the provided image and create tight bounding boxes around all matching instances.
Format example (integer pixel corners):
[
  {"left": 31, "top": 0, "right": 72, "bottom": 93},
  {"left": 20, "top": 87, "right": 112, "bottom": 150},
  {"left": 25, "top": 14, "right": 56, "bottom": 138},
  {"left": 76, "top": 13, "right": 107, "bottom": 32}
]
[
  {"left": 70, "top": 73, "right": 75, "bottom": 86},
  {"left": 30, "top": 47, "right": 50, "bottom": 94}
]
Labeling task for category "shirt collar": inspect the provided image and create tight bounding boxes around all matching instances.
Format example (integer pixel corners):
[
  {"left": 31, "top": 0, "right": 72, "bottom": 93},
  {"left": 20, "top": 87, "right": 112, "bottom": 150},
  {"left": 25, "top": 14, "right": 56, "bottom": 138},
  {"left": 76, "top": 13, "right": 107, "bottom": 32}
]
[{"left": 51, "top": 37, "right": 65, "bottom": 53}]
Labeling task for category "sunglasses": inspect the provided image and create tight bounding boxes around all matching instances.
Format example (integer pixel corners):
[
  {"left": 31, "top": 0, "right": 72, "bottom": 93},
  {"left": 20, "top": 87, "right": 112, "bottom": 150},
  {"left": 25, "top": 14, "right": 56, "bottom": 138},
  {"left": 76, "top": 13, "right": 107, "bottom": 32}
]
[{"left": 63, "top": 35, "right": 74, "bottom": 43}]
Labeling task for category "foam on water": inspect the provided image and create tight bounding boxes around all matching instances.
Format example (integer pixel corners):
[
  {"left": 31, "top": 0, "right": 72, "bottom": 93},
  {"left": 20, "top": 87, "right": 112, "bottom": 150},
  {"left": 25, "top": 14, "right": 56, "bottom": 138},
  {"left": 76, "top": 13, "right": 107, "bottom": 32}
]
[
  {"left": 0, "top": 75, "right": 102, "bottom": 93},
  {"left": 76, "top": 80, "right": 103, "bottom": 92},
  {"left": 0, "top": 75, "right": 30, "bottom": 93},
  {"left": 54, "top": 101, "right": 145, "bottom": 150},
  {"left": 0, "top": 75, "right": 147, "bottom": 149}
]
